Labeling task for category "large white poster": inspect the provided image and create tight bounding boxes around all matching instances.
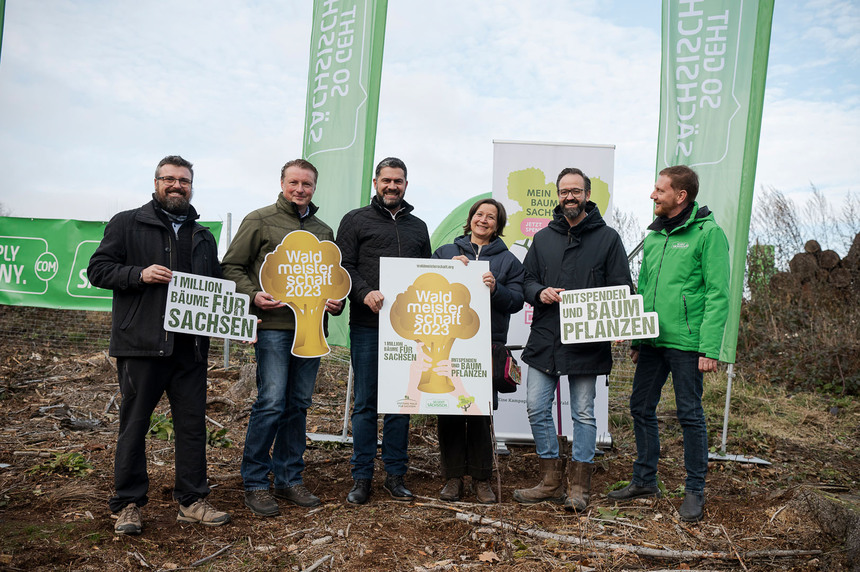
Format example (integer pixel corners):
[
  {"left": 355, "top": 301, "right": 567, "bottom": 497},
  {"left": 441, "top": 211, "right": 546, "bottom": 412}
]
[
  {"left": 491, "top": 140, "right": 617, "bottom": 446},
  {"left": 378, "top": 257, "right": 493, "bottom": 416}
]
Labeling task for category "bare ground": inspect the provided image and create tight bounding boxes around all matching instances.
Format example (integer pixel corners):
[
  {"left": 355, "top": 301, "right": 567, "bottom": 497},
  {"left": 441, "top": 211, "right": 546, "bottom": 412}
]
[{"left": 1, "top": 347, "right": 858, "bottom": 571}]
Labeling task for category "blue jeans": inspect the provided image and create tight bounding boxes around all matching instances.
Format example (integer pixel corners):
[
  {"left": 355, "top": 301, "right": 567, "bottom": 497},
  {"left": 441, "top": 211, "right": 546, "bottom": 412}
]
[
  {"left": 526, "top": 367, "right": 597, "bottom": 463},
  {"left": 629, "top": 345, "right": 708, "bottom": 494},
  {"left": 241, "top": 329, "right": 321, "bottom": 491},
  {"left": 350, "top": 325, "right": 410, "bottom": 480}
]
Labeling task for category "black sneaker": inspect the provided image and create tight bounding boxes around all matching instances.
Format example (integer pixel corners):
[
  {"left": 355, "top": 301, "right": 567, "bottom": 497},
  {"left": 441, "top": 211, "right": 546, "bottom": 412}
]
[
  {"left": 273, "top": 484, "right": 321, "bottom": 507},
  {"left": 347, "top": 479, "right": 372, "bottom": 505},
  {"left": 607, "top": 482, "right": 662, "bottom": 501},
  {"left": 383, "top": 474, "right": 414, "bottom": 501},
  {"left": 678, "top": 492, "right": 705, "bottom": 522},
  {"left": 244, "top": 490, "right": 280, "bottom": 517}
]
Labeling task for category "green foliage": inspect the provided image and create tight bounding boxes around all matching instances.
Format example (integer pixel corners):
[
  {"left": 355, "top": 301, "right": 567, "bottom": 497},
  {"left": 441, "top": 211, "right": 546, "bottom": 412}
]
[
  {"left": 409, "top": 414, "right": 436, "bottom": 428},
  {"left": 596, "top": 506, "right": 625, "bottom": 520},
  {"left": 149, "top": 414, "right": 232, "bottom": 447},
  {"left": 206, "top": 427, "right": 232, "bottom": 448},
  {"left": 511, "top": 538, "right": 530, "bottom": 558},
  {"left": 86, "top": 532, "right": 106, "bottom": 543},
  {"left": 149, "top": 413, "right": 175, "bottom": 441},
  {"left": 606, "top": 480, "right": 629, "bottom": 492},
  {"left": 28, "top": 452, "right": 93, "bottom": 478}
]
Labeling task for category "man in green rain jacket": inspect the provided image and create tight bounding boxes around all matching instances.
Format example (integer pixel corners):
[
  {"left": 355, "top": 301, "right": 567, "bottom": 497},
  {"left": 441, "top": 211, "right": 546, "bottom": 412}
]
[{"left": 609, "top": 165, "right": 729, "bottom": 523}]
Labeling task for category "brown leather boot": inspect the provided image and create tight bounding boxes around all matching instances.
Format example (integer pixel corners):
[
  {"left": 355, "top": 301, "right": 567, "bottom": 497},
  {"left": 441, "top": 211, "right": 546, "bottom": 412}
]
[
  {"left": 473, "top": 479, "right": 497, "bottom": 504},
  {"left": 564, "top": 461, "right": 592, "bottom": 512},
  {"left": 439, "top": 477, "right": 464, "bottom": 502},
  {"left": 512, "top": 457, "right": 567, "bottom": 504}
]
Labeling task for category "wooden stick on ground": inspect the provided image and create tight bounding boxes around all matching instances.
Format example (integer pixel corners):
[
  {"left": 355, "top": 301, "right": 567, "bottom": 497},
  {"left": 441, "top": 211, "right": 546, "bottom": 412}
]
[
  {"left": 191, "top": 544, "right": 231, "bottom": 567},
  {"left": 440, "top": 507, "right": 822, "bottom": 561},
  {"left": 721, "top": 523, "right": 749, "bottom": 571}
]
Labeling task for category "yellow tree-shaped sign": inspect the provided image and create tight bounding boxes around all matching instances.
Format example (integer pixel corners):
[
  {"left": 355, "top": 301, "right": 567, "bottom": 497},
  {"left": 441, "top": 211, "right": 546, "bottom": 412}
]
[
  {"left": 259, "top": 230, "right": 351, "bottom": 357},
  {"left": 389, "top": 273, "right": 480, "bottom": 393}
]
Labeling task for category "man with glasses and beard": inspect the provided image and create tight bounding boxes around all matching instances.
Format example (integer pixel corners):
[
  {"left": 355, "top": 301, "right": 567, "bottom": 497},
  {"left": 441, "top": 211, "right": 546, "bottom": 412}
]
[
  {"left": 88, "top": 155, "right": 230, "bottom": 535},
  {"left": 513, "top": 167, "right": 632, "bottom": 512}
]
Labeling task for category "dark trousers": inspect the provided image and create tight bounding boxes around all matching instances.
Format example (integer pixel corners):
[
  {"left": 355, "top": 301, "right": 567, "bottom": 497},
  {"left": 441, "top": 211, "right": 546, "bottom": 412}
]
[
  {"left": 109, "top": 335, "right": 210, "bottom": 513},
  {"left": 349, "top": 325, "right": 410, "bottom": 479},
  {"left": 629, "top": 345, "right": 708, "bottom": 494},
  {"left": 437, "top": 415, "right": 493, "bottom": 480}
]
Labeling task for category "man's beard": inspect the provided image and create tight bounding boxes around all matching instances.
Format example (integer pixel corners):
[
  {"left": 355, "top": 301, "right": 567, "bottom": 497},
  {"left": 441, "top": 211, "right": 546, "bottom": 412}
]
[
  {"left": 562, "top": 200, "right": 582, "bottom": 221},
  {"left": 380, "top": 192, "right": 403, "bottom": 210},
  {"left": 156, "top": 191, "right": 191, "bottom": 214}
]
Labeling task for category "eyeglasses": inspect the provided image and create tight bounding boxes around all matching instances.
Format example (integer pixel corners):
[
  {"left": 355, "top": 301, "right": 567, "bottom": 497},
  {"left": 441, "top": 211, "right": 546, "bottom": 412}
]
[
  {"left": 558, "top": 188, "right": 585, "bottom": 197},
  {"left": 156, "top": 176, "right": 193, "bottom": 187}
]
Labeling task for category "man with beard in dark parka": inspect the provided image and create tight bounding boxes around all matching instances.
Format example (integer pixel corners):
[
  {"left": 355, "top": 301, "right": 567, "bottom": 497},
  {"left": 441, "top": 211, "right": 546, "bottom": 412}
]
[
  {"left": 514, "top": 167, "right": 632, "bottom": 512},
  {"left": 88, "top": 155, "right": 230, "bottom": 535}
]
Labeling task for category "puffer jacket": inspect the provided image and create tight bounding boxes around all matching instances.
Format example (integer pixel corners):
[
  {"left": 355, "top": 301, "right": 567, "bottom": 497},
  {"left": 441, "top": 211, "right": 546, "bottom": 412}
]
[
  {"left": 521, "top": 202, "right": 633, "bottom": 376},
  {"left": 220, "top": 193, "right": 335, "bottom": 330},
  {"left": 633, "top": 202, "right": 730, "bottom": 359},
  {"left": 336, "top": 195, "right": 431, "bottom": 328},
  {"left": 87, "top": 200, "right": 221, "bottom": 357},
  {"left": 432, "top": 235, "right": 525, "bottom": 344}
]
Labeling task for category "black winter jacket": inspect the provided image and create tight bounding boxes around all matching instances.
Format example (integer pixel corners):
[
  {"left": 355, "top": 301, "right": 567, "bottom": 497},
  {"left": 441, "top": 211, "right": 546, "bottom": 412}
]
[
  {"left": 87, "top": 200, "right": 222, "bottom": 358},
  {"left": 521, "top": 202, "right": 633, "bottom": 376},
  {"left": 336, "top": 195, "right": 431, "bottom": 328},
  {"left": 432, "top": 235, "right": 525, "bottom": 344}
]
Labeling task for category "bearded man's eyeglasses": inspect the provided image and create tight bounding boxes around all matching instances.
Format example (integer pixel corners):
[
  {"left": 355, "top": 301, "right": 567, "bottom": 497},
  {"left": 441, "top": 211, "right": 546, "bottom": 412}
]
[
  {"left": 157, "top": 176, "right": 193, "bottom": 188},
  {"left": 558, "top": 188, "right": 585, "bottom": 197}
]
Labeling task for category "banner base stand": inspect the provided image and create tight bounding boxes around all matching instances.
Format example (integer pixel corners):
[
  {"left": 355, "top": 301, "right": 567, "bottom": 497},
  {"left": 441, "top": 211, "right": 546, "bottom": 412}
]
[
  {"left": 307, "top": 433, "right": 353, "bottom": 444},
  {"left": 712, "top": 364, "right": 771, "bottom": 466},
  {"left": 708, "top": 451, "right": 771, "bottom": 465}
]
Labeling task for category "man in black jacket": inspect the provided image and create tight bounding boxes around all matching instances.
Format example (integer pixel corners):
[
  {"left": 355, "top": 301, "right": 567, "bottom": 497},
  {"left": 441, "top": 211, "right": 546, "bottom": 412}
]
[
  {"left": 335, "top": 157, "right": 431, "bottom": 504},
  {"left": 513, "top": 167, "right": 632, "bottom": 512},
  {"left": 88, "top": 155, "right": 230, "bottom": 535}
]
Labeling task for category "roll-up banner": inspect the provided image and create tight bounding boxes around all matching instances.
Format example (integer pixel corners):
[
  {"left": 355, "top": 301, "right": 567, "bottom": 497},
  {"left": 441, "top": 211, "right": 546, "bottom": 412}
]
[{"left": 491, "top": 140, "right": 616, "bottom": 446}]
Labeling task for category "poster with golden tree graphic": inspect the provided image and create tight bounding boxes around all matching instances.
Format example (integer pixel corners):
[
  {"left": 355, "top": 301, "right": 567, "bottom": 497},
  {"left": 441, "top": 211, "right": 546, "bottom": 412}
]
[
  {"left": 259, "top": 230, "right": 351, "bottom": 357},
  {"left": 378, "top": 257, "right": 492, "bottom": 416}
]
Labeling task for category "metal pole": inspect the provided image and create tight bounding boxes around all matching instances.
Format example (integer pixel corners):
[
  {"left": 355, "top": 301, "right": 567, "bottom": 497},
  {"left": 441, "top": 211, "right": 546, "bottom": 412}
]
[
  {"left": 341, "top": 363, "right": 354, "bottom": 440},
  {"left": 720, "top": 362, "right": 734, "bottom": 456},
  {"left": 223, "top": 213, "right": 232, "bottom": 369}
]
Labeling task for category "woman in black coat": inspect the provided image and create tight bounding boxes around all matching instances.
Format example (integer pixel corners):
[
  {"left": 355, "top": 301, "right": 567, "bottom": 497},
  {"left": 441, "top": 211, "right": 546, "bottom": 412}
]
[{"left": 431, "top": 198, "right": 525, "bottom": 503}]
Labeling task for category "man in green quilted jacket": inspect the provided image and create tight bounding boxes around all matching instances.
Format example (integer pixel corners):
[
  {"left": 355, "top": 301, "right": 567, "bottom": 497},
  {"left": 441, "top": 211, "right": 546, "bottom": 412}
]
[
  {"left": 608, "top": 165, "right": 729, "bottom": 523},
  {"left": 221, "top": 159, "right": 343, "bottom": 517}
]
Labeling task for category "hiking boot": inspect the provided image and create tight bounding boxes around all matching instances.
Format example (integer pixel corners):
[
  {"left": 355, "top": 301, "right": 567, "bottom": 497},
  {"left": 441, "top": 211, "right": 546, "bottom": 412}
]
[
  {"left": 607, "top": 482, "right": 662, "bottom": 501},
  {"left": 564, "top": 461, "right": 592, "bottom": 512},
  {"left": 177, "top": 499, "right": 231, "bottom": 526},
  {"left": 439, "top": 477, "right": 463, "bottom": 502},
  {"left": 383, "top": 473, "right": 414, "bottom": 501},
  {"left": 512, "top": 457, "right": 567, "bottom": 504},
  {"left": 114, "top": 504, "right": 142, "bottom": 535},
  {"left": 274, "top": 484, "right": 321, "bottom": 507},
  {"left": 474, "top": 479, "right": 497, "bottom": 504},
  {"left": 347, "top": 479, "right": 372, "bottom": 505},
  {"left": 244, "top": 489, "right": 280, "bottom": 517},
  {"left": 678, "top": 492, "right": 705, "bottom": 522}
]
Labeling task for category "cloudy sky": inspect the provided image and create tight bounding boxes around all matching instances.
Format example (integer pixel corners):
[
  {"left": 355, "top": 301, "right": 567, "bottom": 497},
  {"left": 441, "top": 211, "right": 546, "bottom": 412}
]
[{"left": 0, "top": 1, "right": 857, "bottom": 250}]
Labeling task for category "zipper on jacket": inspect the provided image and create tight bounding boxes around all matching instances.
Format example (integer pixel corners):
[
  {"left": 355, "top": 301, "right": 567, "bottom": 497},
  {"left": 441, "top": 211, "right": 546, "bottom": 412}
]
[
  {"left": 683, "top": 295, "right": 692, "bottom": 333},
  {"left": 652, "top": 234, "right": 671, "bottom": 309},
  {"left": 469, "top": 242, "right": 481, "bottom": 261},
  {"left": 392, "top": 211, "right": 403, "bottom": 256}
]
